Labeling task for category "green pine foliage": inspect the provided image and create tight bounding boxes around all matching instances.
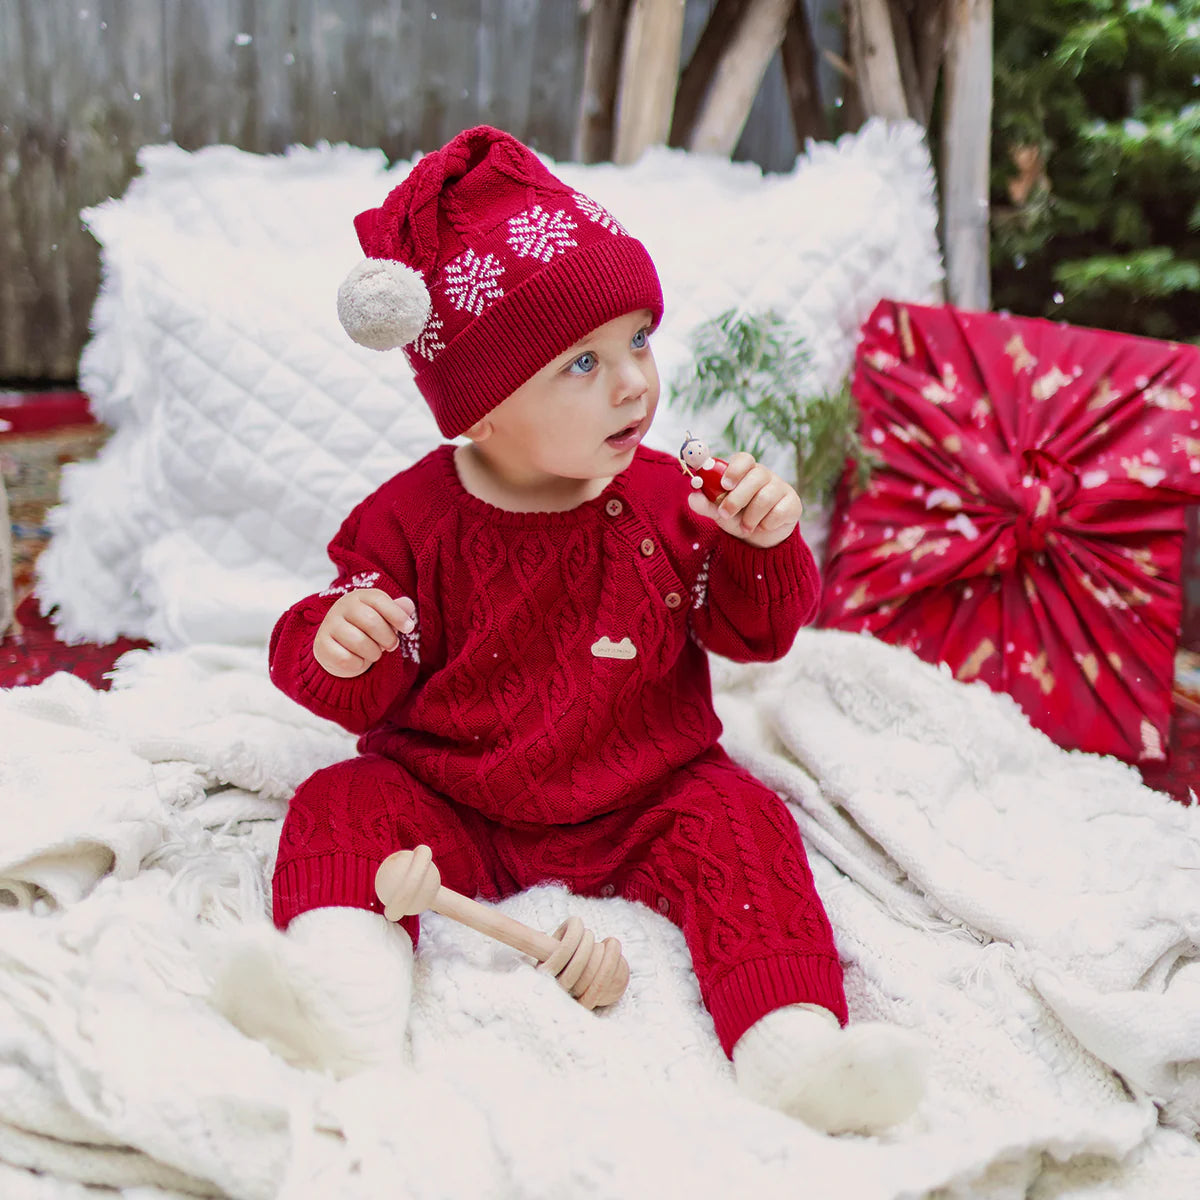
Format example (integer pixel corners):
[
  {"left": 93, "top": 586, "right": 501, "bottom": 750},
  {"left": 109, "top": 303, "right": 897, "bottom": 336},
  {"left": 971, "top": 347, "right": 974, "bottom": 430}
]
[
  {"left": 991, "top": 0, "right": 1200, "bottom": 341},
  {"left": 670, "top": 309, "right": 870, "bottom": 506}
]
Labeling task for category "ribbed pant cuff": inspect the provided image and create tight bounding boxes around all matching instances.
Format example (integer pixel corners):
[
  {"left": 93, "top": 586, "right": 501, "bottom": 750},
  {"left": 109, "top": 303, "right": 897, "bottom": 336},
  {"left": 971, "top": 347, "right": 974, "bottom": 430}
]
[
  {"left": 273, "top": 853, "right": 389, "bottom": 930},
  {"left": 707, "top": 953, "right": 848, "bottom": 1058}
]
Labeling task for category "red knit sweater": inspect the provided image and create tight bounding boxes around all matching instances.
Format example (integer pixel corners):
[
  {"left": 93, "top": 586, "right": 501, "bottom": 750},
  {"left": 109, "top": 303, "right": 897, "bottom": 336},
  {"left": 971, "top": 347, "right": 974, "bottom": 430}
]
[{"left": 269, "top": 445, "right": 820, "bottom": 825}]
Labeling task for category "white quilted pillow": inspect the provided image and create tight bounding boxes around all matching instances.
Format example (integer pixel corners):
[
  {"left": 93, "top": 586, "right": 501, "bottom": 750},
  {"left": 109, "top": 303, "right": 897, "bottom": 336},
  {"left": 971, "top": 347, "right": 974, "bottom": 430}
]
[{"left": 40, "top": 122, "right": 942, "bottom": 648}]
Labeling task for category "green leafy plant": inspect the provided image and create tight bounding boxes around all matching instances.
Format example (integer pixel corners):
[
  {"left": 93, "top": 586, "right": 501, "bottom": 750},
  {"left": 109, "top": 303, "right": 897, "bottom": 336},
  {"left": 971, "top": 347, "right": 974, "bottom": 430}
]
[{"left": 670, "top": 309, "right": 870, "bottom": 506}]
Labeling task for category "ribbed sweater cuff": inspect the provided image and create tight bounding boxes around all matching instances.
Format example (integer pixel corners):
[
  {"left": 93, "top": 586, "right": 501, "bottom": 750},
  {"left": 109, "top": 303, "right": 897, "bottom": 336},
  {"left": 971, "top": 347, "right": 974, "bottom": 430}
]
[
  {"left": 270, "top": 609, "right": 414, "bottom": 726},
  {"left": 273, "top": 852, "right": 388, "bottom": 930},
  {"left": 706, "top": 953, "right": 848, "bottom": 1058},
  {"left": 294, "top": 645, "right": 391, "bottom": 713},
  {"left": 717, "top": 531, "right": 820, "bottom": 609}
]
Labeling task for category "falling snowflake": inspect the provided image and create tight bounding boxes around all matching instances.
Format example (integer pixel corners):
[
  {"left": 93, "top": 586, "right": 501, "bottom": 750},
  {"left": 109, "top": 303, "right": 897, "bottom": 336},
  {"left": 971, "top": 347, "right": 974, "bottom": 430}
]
[
  {"left": 412, "top": 310, "right": 445, "bottom": 361},
  {"left": 572, "top": 192, "right": 627, "bottom": 235},
  {"left": 441, "top": 249, "right": 505, "bottom": 316},
  {"left": 508, "top": 206, "right": 578, "bottom": 262}
]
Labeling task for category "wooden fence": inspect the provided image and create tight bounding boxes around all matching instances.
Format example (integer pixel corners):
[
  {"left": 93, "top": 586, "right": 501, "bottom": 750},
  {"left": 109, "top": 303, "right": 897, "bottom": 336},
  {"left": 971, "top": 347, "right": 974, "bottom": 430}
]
[{"left": 0, "top": 0, "right": 988, "bottom": 383}]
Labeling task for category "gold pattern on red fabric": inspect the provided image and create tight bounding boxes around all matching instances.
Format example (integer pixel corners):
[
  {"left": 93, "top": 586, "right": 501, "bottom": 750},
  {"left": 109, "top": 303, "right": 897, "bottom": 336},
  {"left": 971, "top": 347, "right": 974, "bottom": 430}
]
[{"left": 820, "top": 301, "right": 1200, "bottom": 764}]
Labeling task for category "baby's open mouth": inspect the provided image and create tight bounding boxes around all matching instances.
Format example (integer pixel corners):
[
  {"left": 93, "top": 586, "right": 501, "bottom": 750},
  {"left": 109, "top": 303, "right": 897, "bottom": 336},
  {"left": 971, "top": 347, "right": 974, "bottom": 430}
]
[{"left": 606, "top": 421, "right": 643, "bottom": 448}]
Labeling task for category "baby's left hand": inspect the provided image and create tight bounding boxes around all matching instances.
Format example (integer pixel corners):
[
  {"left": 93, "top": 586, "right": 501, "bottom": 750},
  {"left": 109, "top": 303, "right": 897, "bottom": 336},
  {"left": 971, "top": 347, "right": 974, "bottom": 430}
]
[{"left": 687, "top": 451, "right": 802, "bottom": 549}]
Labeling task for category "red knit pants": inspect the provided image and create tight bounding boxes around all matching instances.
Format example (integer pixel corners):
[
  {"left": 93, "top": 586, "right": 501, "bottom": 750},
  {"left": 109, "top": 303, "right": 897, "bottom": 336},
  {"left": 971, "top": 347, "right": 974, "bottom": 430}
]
[{"left": 272, "top": 744, "right": 846, "bottom": 1055}]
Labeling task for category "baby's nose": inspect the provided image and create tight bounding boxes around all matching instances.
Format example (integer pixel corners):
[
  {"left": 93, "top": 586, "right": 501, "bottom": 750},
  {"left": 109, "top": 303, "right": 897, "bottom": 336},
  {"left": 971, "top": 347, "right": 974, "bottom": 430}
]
[{"left": 614, "top": 360, "right": 648, "bottom": 402}]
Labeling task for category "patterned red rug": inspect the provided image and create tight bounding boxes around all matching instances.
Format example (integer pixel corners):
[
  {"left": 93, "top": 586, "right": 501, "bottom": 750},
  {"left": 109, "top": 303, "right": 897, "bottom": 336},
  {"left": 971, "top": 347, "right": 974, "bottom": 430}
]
[
  {"left": 0, "top": 595, "right": 150, "bottom": 690},
  {"left": 1, "top": 391, "right": 109, "bottom": 604},
  {"left": 1, "top": 389, "right": 152, "bottom": 686}
]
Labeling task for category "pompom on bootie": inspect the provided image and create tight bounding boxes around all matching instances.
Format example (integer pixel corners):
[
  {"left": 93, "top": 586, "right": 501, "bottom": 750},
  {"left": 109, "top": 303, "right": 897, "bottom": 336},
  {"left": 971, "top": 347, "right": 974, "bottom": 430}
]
[
  {"left": 733, "top": 1003, "right": 927, "bottom": 1135},
  {"left": 208, "top": 906, "right": 414, "bottom": 1078}
]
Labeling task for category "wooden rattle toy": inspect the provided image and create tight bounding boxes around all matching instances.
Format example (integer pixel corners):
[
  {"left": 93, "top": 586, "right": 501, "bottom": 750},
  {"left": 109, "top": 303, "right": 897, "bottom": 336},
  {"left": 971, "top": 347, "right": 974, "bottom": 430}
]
[
  {"left": 679, "top": 432, "right": 730, "bottom": 504},
  {"left": 375, "top": 844, "right": 629, "bottom": 1010}
]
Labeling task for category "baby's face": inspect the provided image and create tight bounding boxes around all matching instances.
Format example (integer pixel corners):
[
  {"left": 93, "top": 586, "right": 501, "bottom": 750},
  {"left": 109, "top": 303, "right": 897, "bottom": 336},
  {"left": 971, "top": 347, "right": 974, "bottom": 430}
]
[{"left": 476, "top": 309, "right": 660, "bottom": 491}]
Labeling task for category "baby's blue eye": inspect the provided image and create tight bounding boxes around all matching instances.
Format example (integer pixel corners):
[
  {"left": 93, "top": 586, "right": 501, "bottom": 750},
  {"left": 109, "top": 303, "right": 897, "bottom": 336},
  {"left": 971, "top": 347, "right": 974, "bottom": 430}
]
[
  {"left": 631, "top": 328, "right": 648, "bottom": 349},
  {"left": 568, "top": 351, "right": 598, "bottom": 375}
]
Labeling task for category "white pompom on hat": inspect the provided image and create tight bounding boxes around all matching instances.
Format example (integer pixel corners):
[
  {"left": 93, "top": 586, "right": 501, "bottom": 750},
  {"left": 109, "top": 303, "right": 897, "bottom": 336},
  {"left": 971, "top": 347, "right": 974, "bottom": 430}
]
[{"left": 336, "top": 258, "right": 431, "bottom": 352}]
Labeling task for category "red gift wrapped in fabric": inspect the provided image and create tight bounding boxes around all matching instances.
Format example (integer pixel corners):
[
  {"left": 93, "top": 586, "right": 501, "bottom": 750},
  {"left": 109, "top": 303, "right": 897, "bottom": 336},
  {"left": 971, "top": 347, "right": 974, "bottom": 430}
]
[{"left": 819, "top": 300, "right": 1200, "bottom": 764}]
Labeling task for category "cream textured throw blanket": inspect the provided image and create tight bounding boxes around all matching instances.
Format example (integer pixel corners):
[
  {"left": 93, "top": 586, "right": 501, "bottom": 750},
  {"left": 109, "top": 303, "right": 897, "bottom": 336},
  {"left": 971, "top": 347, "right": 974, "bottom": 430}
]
[{"left": 1, "top": 630, "right": 1198, "bottom": 1199}]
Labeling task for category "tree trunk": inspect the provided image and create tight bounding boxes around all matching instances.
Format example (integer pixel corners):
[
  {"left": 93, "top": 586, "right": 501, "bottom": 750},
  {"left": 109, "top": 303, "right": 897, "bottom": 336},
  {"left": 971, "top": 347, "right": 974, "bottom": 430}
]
[
  {"left": 914, "top": 0, "right": 948, "bottom": 120},
  {"left": 613, "top": 0, "right": 688, "bottom": 164},
  {"left": 670, "top": 0, "right": 751, "bottom": 148},
  {"left": 887, "top": 0, "right": 927, "bottom": 125},
  {"left": 780, "top": 0, "right": 829, "bottom": 144},
  {"left": 575, "top": 0, "right": 633, "bottom": 163},
  {"left": 941, "top": 0, "right": 993, "bottom": 310},
  {"left": 845, "top": 0, "right": 909, "bottom": 120},
  {"left": 689, "top": 0, "right": 796, "bottom": 156}
]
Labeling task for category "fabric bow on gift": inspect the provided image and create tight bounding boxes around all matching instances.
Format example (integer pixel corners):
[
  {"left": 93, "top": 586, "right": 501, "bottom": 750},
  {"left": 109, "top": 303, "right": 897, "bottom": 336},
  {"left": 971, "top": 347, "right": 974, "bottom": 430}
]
[{"left": 819, "top": 300, "right": 1200, "bottom": 764}]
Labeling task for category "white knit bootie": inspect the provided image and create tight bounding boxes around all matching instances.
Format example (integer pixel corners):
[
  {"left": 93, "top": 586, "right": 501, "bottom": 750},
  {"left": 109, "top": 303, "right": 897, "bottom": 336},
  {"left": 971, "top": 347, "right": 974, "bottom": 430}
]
[
  {"left": 209, "top": 907, "right": 414, "bottom": 1078},
  {"left": 733, "top": 1003, "right": 927, "bottom": 1135}
]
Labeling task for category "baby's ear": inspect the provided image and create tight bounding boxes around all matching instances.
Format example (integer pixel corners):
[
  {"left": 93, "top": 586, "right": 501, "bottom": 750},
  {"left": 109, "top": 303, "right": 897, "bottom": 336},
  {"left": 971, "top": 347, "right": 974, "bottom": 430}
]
[{"left": 462, "top": 417, "right": 493, "bottom": 443}]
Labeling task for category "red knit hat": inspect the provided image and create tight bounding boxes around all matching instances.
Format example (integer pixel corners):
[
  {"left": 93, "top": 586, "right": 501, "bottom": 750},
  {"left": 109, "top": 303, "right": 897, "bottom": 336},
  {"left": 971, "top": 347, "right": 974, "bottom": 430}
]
[{"left": 336, "top": 126, "right": 665, "bottom": 438}]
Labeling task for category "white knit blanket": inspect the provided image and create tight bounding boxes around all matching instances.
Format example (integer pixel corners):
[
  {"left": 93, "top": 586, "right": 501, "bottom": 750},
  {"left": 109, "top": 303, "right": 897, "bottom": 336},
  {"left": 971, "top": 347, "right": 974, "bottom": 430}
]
[{"left": 1, "top": 630, "right": 1198, "bottom": 1199}]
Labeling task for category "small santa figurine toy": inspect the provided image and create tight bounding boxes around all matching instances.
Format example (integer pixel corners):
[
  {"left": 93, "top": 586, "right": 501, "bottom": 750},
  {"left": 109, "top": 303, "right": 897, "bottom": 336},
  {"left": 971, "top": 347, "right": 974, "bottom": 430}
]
[{"left": 679, "top": 432, "right": 730, "bottom": 505}]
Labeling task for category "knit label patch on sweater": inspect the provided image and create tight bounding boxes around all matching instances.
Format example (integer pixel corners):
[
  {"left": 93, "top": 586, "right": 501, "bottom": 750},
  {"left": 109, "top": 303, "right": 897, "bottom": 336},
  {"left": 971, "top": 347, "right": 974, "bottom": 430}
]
[{"left": 591, "top": 636, "right": 636, "bottom": 660}]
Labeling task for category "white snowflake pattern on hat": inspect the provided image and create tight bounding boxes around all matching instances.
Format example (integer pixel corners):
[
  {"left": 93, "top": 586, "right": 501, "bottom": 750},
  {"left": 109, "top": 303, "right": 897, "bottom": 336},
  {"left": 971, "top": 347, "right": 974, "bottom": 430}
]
[
  {"left": 507, "top": 206, "right": 578, "bottom": 262},
  {"left": 441, "top": 249, "right": 506, "bottom": 316},
  {"left": 572, "top": 193, "right": 627, "bottom": 235},
  {"left": 412, "top": 310, "right": 446, "bottom": 361}
]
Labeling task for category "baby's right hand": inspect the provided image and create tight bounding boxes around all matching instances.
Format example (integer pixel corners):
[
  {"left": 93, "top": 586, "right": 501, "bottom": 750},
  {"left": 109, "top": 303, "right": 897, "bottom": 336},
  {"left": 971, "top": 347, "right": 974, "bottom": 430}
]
[{"left": 313, "top": 589, "right": 416, "bottom": 678}]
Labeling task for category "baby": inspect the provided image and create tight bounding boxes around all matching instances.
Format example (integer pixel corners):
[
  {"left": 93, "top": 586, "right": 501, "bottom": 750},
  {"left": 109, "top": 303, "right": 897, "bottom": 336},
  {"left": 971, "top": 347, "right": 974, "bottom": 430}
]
[{"left": 252, "top": 126, "right": 925, "bottom": 1136}]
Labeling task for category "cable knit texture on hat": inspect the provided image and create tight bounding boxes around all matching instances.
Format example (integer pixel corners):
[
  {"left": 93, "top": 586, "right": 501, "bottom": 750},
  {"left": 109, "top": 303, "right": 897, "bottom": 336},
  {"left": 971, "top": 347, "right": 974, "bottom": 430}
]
[{"left": 348, "top": 126, "right": 664, "bottom": 438}]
